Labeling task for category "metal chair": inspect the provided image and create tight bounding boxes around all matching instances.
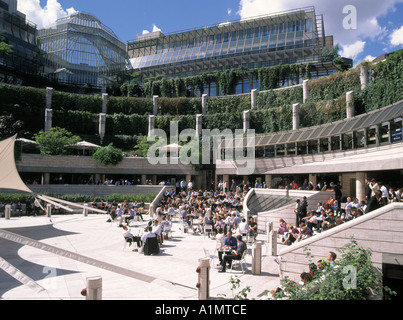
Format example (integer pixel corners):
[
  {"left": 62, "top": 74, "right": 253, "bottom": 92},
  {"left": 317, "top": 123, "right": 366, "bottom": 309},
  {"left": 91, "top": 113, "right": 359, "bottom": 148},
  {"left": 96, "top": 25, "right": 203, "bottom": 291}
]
[{"left": 229, "top": 250, "right": 247, "bottom": 273}]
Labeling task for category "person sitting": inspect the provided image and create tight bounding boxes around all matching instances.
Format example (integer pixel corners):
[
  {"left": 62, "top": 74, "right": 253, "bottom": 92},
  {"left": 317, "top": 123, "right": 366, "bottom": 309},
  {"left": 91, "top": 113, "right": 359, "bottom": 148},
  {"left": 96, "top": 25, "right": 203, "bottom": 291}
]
[
  {"left": 218, "top": 231, "right": 237, "bottom": 264},
  {"left": 152, "top": 219, "right": 163, "bottom": 244},
  {"left": 218, "top": 235, "right": 247, "bottom": 273},
  {"left": 123, "top": 224, "right": 142, "bottom": 248}
]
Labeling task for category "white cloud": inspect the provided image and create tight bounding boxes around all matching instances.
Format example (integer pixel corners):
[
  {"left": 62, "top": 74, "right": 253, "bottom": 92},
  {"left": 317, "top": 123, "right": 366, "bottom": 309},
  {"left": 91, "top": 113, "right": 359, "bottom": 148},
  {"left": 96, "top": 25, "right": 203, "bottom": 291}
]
[
  {"left": 390, "top": 25, "right": 403, "bottom": 46},
  {"left": 340, "top": 40, "right": 366, "bottom": 60},
  {"left": 17, "top": 0, "right": 77, "bottom": 29},
  {"left": 142, "top": 24, "right": 162, "bottom": 35},
  {"left": 362, "top": 55, "right": 376, "bottom": 62}
]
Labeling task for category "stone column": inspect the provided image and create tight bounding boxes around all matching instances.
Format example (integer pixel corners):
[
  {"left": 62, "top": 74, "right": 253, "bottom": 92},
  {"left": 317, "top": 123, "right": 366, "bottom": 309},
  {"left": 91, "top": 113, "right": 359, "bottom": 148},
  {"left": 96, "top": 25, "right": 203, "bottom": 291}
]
[
  {"left": 252, "top": 241, "right": 262, "bottom": 275},
  {"left": 99, "top": 113, "right": 106, "bottom": 143},
  {"left": 102, "top": 93, "right": 108, "bottom": 113},
  {"left": 141, "top": 174, "right": 147, "bottom": 185},
  {"left": 153, "top": 95, "right": 158, "bottom": 115},
  {"left": 264, "top": 174, "right": 272, "bottom": 188},
  {"left": 360, "top": 65, "right": 368, "bottom": 90},
  {"left": 302, "top": 80, "right": 309, "bottom": 103},
  {"left": 309, "top": 173, "right": 317, "bottom": 189},
  {"left": 44, "top": 108, "right": 52, "bottom": 132},
  {"left": 5, "top": 205, "right": 11, "bottom": 220},
  {"left": 355, "top": 172, "right": 366, "bottom": 202},
  {"left": 293, "top": 103, "right": 300, "bottom": 130},
  {"left": 46, "top": 87, "right": 53, "bottom": 109},
  {"left": 86, "top": 276, "right": 102, "bottom": 300},
  {"left": 243, "top": 110, "right": 250, "bottom": 133},
  {"left": 268, "top": 230, "right": 278, "bottom": 256},
  {"left": 46, "top": 203, "right": 52, "bottom": 218},
  {"left": 196, "top": 114, "right": 202, "bottom": 136},
  {"left": 197, "top": 257, "right": 210, "bottom": 300},
  {"left": 346, "top": 91, "right": 354, "bottom": 118},
  {"left": 251, "top": 89, "right": 258, "bottom": 109},
  {"left": 148, "top": 115, "right": 155, "bottom": 137},
  {"left": 42, "top": 172, "right": 50, "bottom": 185},
  {"left": 201, "top": 94, "right": 208, "bottom": 114}
]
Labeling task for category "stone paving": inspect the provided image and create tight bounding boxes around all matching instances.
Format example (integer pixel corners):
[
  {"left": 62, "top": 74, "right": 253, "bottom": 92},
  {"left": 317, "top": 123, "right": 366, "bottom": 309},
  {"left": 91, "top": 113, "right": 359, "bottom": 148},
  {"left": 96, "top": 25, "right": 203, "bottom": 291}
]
[{"left": 0, "top": 212, "right": 282, "bottom": 300}]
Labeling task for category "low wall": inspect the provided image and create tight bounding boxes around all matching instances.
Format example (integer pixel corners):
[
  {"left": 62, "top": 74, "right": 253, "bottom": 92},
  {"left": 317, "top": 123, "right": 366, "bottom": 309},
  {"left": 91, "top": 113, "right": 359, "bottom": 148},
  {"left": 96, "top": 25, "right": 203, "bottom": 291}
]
[
  {"left": 278, "top": 202, "right": 403, "bottom": 282},
  {"left": 26, "top": 185, "right": 163, "bottom": 197}
]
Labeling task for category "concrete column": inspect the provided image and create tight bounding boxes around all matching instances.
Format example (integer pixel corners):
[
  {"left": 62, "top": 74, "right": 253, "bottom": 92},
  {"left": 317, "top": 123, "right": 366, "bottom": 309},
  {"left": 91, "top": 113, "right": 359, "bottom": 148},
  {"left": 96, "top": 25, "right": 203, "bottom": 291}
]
[
  {"left": 302, "top": 80, "right": 309, "bottom": 103},
  {"left": 309, "top": 173, "right": 317, "bottom": 189},
  {"left": 44, "top": 108, "right": 53, "bottom": 132},
  {"left": 152, "top": 175, "right": 157, "bottom": 185},
  {"left": 102, "top": 93, "right": 108, "bottom": 113},
  {"left": 5, "top": 205, "right": 11, "bottom": 220},
  {"left": 268, "top": 231, "right": 278, "bottom": 256},
  {"left": 265, "top": 174, "right": 272, "bottom": 188},
  {"left": 360, "top": 65, "right": 368, "bottom": 90},
  {"left": 153, "top": 95, "right": 158, "bottom": 115},
  {"left": 99, "top": 113, "right": 106, "bottom": 143},
  {"left": 197, "top": 257, "right": 210, "bottom": 300},
  {"left": 266, "top": 221, "right": 273, "bottom": 239},
  {"left": 251, "top": 89, "right": 258, "bottom": 109},
  {"left": 86, "top": 276, "right": 102, "bottom": 300},
  {"left": 293, "top": 103, "right": 300, "bottom": 130},
  {"left": 46, "top": 203, "right": 52, "bottom": 218},
  {"left": 243, "top": 110, "right": 250, "bottom": 133},
  {"left": 83, "top": 202, "right": 89, "bottom": 216},
  {"left": 186, "top": 174, "right": 192, "bottom": 191},
  {"left": 196, "top": 114, "right": 202, "bottom": 136},
  {"left": 148, "top": 115, "right": 155, "bottom": 137},
  {"left": 201, "top": 94, "right": 208, "bottom": 114},
  {"left": 141, "top": 174, "right": 147, "bottom": 185},
  {"left": 252, "top": 241, "right": 262, "bottom": 275},
  {"left": 346, "top": 91, "right": 354, "bottom": 118},
  {"left": 149, "top": 204, "right": 155, "bottom": 219},
  {"left": 46, "top": 87, "right": 53, "bottom": 109},
  {"left": 355, "top": 172, "right": 366, "bottom": 202},
  {"left": 42, "top": 172, "right": 50, "bottom": 185}
]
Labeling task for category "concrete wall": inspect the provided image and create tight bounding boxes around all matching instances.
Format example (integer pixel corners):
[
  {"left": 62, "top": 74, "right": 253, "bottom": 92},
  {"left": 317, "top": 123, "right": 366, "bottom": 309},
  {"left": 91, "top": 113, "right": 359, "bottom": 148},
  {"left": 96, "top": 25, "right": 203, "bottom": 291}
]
[
  {"left": 26, "top": 184, "right": 163, "bottom": 198},
  {"left": 278, "top": 202, "right": 403, "bottom": 282},
  {"left": 16, "top": 154, "right": 196, "bottom": 176}
]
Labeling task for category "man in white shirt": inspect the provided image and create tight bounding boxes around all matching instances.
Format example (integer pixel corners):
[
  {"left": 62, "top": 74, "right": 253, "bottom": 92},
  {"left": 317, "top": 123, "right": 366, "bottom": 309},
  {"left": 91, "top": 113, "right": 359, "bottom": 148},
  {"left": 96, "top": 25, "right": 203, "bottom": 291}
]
[
  {"left": 141, "top": 226, "right": 156, "bottom": 243},
  {"left": 379, "top": 182, "right": 389, "bottom": 206}
]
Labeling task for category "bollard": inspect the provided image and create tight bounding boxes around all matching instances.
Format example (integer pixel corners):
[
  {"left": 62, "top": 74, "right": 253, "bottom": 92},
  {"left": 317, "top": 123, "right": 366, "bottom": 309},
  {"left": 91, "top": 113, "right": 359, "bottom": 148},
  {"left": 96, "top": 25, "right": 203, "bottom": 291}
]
[
  {"left": 197, "top": 257, "right": 210, "bottom": 300},
  {"left": 252, "top": 241, "right": 262, "bottom": 275},
  {"left": 86, "top": 276, "right": 102, "bottom": 300},
  {"left": 83, "top": 203, "right": 89, "bottom": 217},
  {"left": 46, "top": 203, "right": 52, "bottom": 218},
  {"left": 268, "top": 230, "right": 278, "bottom": 256},
  {"left": 5, "top": 205, "right": 11, "bottom": 220}
]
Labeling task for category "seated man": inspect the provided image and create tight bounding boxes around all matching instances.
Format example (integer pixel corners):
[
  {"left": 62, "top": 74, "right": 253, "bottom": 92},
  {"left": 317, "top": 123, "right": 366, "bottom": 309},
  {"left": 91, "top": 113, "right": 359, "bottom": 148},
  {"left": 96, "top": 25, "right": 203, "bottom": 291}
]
[
  {"left": 218, "top": 231, "right": 237, "bottom": 264},
  {"left": 218, "top": 235, "right": 247, "bottom": 273},
  {"left": 141, "top": 226, "right": 156, "bottom": 243},
  {"left": 123, "top": 225, "right": 142, "bottom": 248}
]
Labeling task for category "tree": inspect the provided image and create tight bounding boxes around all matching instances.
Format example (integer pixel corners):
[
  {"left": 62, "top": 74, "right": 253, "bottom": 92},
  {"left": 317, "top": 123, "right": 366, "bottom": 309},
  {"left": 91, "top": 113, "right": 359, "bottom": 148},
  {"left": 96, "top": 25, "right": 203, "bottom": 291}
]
[
  {"left": 272, "top": 237, "right": 396, "bottom": 300},
  {"left": 92, "top": 143, "right": 123, "bottom": 165},
  {"left": 0, "top": 30, "right": 13, "bottom": 55},
  {"left": 33, "top": 127, "right": 81, "bottom": 156}
]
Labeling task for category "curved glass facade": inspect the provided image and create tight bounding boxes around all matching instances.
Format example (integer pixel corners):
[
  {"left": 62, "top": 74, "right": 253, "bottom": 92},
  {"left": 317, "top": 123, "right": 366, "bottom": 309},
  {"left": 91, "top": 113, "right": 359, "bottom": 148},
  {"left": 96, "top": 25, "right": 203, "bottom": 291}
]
[
  {"left": 128, "top": 7, "right": 325, "bottom": 79},
  {"left": 38, "top": 12, "right": 128, "bottom": 89}
]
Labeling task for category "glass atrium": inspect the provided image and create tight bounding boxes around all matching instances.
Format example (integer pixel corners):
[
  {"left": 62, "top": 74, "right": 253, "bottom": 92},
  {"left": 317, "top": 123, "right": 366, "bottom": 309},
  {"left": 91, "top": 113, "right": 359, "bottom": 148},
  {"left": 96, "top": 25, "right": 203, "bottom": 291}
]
[{"left": 38, "top": 12, "right": 128, "bottom": 89}]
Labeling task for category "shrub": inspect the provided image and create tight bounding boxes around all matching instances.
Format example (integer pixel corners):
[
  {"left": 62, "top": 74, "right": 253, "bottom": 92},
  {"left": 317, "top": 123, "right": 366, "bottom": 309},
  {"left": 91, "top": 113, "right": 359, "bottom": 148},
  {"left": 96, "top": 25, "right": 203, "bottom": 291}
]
[
  {"left": 92, "top": 143, "right": 123, "bottom": 165},
  {"left": 33, "top": 127, "right": 81, "bottom": 156}
]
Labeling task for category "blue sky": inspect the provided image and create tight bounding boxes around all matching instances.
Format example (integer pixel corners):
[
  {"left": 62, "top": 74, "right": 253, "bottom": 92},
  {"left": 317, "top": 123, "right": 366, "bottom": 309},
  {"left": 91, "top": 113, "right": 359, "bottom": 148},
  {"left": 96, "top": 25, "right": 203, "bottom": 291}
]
[{"left": 17, "top": 0, "right": 403, "bottom": 65}]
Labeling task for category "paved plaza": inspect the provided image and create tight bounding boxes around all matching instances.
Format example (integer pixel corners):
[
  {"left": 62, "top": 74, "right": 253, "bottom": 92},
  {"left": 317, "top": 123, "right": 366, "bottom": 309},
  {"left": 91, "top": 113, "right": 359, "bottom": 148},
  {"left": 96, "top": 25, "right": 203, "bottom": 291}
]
[{"left": 0, "top": 212, "right": 282, "bottom": 300}]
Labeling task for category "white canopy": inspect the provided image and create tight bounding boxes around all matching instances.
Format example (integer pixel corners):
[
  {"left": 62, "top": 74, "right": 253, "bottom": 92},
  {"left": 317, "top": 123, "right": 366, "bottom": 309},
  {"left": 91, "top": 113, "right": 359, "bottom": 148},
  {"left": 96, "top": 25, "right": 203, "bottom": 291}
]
[
  {"left": 71, "top": 141, "right": 100, "bottom": 149},
  {"left": 160, "top": 143, "right": 182, "bottom": 152},
  {"left": 0, "top": 135, "right": 33, "bottom": 194}
]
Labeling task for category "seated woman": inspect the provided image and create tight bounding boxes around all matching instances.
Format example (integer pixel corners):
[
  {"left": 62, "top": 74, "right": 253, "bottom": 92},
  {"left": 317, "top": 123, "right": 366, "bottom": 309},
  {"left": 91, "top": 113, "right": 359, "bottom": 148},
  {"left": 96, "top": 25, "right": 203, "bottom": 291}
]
[{"left": 277, "top": 219, "right": 287, "bottom": 236}]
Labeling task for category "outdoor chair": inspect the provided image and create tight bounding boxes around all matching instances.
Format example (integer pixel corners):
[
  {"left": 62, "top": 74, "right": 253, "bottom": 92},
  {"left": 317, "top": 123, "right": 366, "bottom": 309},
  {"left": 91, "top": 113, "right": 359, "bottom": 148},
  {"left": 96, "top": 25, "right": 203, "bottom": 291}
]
[{"left": 229, "top": 250, "right": 247, "bottom": 274}]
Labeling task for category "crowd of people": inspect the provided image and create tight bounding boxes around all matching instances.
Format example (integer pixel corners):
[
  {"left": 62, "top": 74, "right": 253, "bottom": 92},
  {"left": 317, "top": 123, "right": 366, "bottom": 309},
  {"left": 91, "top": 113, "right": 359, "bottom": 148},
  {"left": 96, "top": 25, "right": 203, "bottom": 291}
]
[{"left": 278, "top": 178, "right": 403, "bottom": 246}]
